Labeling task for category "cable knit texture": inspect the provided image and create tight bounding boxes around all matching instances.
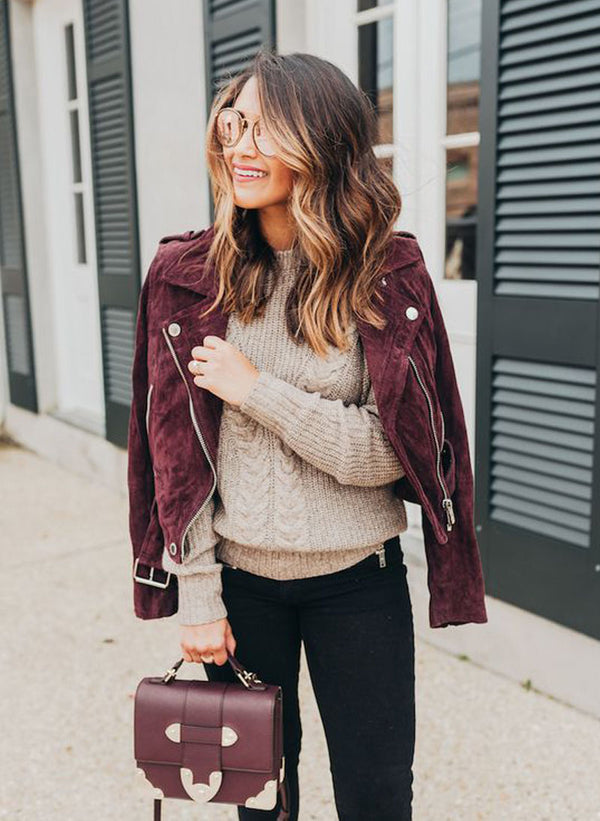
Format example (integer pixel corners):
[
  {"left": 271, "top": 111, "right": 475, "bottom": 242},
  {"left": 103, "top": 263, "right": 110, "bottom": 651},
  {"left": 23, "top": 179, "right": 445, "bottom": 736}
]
[{"left": 162, "top": 246, "right": 408, "bottom": 624}]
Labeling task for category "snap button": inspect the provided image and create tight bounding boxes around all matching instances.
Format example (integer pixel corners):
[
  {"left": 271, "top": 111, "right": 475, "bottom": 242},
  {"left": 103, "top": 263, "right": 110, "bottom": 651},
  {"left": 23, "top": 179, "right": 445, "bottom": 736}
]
[
  {"left": 167, "top": 322, "right": 181, "bottom": 337},
  {"left": 381, "top": 276, "right": 387, "bottom": 286},
  {"left": 405, "top": 306, "right": 419, "bottom": 321},
  {"left": 168, "top": 542, "right": 178, "bottom": 556}
]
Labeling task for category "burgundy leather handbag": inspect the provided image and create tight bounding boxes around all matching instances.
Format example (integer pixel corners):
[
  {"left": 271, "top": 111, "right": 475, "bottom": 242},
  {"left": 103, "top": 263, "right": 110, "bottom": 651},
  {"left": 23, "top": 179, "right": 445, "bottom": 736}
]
[{"left": 134, "top": 652, "right": 290, "bottom": 820}]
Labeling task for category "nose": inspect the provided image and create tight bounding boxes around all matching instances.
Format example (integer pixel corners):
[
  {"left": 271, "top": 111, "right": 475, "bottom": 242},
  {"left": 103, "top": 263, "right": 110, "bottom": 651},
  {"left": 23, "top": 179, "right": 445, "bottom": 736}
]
[{"left": 237, "top": 122, "right": 258, "bottom": 156}]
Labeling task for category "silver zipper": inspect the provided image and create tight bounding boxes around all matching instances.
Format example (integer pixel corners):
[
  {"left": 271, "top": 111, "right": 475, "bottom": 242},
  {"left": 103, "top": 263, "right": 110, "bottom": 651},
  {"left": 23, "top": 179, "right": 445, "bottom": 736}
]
[
  {"left": 145, "top": 383, "right": 154, "bottom": 436},
  {"left": 407, "top": 355, "right": 456, "bottom": 532},
  {"left": 375, "top": 544, "right": 386, "bottom": 567},
  {"left": 161, "top": 327, "right": 218, "bottom": 560}
]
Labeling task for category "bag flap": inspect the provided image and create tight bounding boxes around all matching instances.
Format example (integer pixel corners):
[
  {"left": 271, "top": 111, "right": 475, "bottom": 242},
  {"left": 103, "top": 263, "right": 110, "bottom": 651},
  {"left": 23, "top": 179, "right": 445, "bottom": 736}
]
[{"left": 134, "top": 677, "right": 279, "bottom": 781}]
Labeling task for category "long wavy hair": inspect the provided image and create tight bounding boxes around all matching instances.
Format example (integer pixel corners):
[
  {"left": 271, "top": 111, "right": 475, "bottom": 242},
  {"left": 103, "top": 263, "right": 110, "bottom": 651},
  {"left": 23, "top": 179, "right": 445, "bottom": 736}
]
[{"left": 191, "top": 49, "right": 402, "bottom": 357}]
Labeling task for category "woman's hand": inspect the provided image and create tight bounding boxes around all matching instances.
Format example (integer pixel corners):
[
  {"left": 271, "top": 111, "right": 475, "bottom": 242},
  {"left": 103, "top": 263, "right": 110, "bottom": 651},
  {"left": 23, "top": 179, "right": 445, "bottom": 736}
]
[
  {"left": 180, "top": 617, "right": 237, "bottom": 666},
  {"left": 187, "top": 336, "right": 259, "bottom": 406}
]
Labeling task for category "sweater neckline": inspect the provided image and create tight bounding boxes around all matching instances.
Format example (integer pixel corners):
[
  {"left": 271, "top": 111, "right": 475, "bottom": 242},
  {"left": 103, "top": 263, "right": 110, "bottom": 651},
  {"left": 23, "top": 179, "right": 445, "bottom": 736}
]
[{"left": 273, "top": 246, "right": 299, "bottom": 274}]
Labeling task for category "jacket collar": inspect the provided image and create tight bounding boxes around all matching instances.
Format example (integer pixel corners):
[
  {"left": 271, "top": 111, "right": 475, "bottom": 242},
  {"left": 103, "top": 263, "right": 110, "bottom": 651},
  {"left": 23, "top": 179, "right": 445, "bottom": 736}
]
[{"left": 159, "top": 225, "right": 422, "bottom": 298}]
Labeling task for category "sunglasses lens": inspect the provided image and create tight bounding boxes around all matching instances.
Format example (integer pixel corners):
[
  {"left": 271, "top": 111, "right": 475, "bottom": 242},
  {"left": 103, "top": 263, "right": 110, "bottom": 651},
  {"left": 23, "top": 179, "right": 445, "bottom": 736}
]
[
  {"left": 216, "top": 108, "right": 277, "bottom": 157},
  {"left": 254, "top": 121, "right": 277, "bottom": 157},
  {"left": 216, "top": 109, "right": 240, "bottom": 147}
]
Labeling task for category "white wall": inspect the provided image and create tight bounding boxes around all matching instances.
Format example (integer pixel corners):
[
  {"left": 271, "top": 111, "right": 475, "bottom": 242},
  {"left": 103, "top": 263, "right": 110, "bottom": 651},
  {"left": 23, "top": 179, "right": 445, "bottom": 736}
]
[
  {"left": 129, "top": 0, "right": 210, "bottom": 284},
  {"left": 276, "top": 0, "right": 308, "bottom": 53}
]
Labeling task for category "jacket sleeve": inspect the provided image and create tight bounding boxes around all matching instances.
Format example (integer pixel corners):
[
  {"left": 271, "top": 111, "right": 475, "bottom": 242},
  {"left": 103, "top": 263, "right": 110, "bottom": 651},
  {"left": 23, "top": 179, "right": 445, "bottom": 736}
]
[
  {"left": 420, "top": 258, "right": 488, "bottom": 628},
  {"left": 127, "top": 258, "right": 157, "bottom": 560}
]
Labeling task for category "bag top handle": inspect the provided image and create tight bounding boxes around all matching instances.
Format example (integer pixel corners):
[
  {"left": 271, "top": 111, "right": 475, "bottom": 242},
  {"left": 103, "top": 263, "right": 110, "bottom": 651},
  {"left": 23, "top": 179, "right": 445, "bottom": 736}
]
[{"left": 162, "top": 651, "right": 267, "bottom": 690}]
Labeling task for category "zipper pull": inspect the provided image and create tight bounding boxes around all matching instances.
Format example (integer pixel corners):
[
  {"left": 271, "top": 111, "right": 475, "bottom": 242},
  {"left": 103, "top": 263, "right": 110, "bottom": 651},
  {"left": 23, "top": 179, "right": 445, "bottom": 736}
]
[
  {"left": 442, "top": 498, "right": 456, "bottom": 531},
  {"left": 375, "top": 545, "right": 387, "bottom": 567}
]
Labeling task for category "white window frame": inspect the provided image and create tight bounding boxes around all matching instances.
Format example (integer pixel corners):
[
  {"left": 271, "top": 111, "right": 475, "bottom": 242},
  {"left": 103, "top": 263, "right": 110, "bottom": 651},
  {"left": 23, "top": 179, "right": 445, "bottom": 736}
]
[{"left": 306, "top": 2, "right": 478, "bottom": 315}]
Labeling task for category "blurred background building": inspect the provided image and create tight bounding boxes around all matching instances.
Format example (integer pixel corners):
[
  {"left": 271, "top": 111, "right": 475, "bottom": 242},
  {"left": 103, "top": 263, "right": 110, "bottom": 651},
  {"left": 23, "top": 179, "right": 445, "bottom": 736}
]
[{"left": 1, "top": 0, "right": 598, "bottom": 714}]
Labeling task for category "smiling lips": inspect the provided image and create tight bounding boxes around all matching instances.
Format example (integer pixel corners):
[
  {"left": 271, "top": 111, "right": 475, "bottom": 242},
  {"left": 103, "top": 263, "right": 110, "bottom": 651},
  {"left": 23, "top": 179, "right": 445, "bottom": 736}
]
[{"left": 232, "top": 164, "right": 268, "bottom": 183}]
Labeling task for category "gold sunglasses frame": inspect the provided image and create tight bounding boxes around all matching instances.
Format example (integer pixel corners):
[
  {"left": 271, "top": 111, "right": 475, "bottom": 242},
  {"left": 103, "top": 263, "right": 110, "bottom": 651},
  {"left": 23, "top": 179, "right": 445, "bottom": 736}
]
[{"left": 215, "top": 107, "right": 277, "bottom": 157}]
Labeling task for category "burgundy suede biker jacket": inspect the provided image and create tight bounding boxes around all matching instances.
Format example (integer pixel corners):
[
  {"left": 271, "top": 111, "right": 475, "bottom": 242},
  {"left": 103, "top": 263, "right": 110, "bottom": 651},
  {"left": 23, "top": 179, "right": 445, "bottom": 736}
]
[{"left": 127, "top": 224, "right": 488, "bottom": 629}]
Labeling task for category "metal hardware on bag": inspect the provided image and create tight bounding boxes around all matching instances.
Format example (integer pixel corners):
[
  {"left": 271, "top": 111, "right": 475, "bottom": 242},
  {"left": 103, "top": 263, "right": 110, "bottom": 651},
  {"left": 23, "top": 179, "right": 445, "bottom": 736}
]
[
  {"left": 375, "top": 544, "right": 386, "bottom": 567},
  {"left": 234, "top": 667, "right": 265, "bottom": 690},
  {"left": 244, "top": 778, "right": 279, "bottom": 809},
  {"left": 161, "top": 326, "right": 219, "bottom": 560},
  {"left": 161, "top": 655, "right": 266, "bottom": 690},
  {"left": 165, "top": 722, "right": 239, "bottom": 747},
  {"left": 181, "top": 767, "right": 222, "bottom": 802},
  {"left": 133, "top": 557, "right": 172, "bottom": 589},
  {"left": 162, "top": 658, "right": 184, "bottom": 683},
  {"left": 407, "top": 355, "right": 455, "bottom": 532}
]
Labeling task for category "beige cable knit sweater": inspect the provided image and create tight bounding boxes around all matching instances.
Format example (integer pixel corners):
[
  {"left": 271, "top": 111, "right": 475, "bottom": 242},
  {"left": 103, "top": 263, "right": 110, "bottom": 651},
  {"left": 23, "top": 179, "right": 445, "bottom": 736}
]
[{"left": 162, "top": 247, "right": 408, "bottom": 625}]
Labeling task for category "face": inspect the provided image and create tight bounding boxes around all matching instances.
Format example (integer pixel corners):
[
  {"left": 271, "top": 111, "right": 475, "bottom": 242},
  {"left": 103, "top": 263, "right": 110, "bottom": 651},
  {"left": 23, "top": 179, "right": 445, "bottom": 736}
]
[{"left": 221, "top": 76, "right": 294, "bottom": 210}]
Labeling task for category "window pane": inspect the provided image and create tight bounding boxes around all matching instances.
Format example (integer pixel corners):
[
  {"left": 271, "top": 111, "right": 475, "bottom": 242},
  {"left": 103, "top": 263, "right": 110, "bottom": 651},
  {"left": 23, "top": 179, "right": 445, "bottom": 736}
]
[
  {"left": 70, "top": 110, "right": 82, "bottom": 183},
  {"left": 446, "top": 0, "right": 481, "bottom": 135},
  {"left": 64, "top": 23, "right": 77, "bottom": 101},
  {"left": 75, "top": 192, "right": 87, "bottom": 264},
  {"left": 358, "top": 16, "right": 393, "bottom": 144},
  {"left": 445, "top": 145, "right": 477, "bottom": 280}
]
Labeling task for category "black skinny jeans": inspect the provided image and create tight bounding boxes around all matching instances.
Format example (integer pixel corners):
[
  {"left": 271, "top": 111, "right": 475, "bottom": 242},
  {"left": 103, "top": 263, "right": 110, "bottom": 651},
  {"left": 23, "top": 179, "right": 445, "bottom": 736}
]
[{"left": 203, "top": 534, "right": 415, "bottom": 820}]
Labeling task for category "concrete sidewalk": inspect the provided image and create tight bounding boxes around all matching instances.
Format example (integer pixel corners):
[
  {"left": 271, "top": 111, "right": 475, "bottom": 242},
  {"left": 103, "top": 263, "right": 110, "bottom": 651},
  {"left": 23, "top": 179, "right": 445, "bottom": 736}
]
[{"left": 1, "top": 438, "right": 599, "bottom": 820}]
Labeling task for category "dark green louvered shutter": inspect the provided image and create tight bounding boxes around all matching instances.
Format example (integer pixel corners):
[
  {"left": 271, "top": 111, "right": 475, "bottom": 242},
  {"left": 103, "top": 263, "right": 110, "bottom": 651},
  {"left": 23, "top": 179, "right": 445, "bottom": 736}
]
[
  {"left": 202, "top": 0, "right": 276, "bottom": 219},
  {"left": 0, "top": 0, "right": 37, "bottom": 412},
  {"left": 475, "top": 0, "right": 600, "bottom": 639},
  {"left": 82, "top": 0, "right": 140, "bottom": 448}
]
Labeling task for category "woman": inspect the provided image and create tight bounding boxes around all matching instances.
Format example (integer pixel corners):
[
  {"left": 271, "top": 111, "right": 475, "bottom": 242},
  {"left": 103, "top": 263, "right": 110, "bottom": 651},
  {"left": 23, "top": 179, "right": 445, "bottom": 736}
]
[{"left": 130, "top": 49, "right": 487, "bottom": 820}]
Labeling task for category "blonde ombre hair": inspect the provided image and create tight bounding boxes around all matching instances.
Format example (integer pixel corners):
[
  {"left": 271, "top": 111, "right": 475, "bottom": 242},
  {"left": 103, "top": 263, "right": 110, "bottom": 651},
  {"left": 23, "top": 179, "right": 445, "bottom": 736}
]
[{"left": 191, "top": 50, "right": 402, "bottom": 357}]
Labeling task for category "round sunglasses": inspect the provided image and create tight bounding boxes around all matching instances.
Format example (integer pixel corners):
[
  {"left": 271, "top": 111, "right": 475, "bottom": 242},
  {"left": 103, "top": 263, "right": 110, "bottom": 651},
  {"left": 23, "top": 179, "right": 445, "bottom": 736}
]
[{"left": 215, "top": 107, "right": 277, "bottom": 157}]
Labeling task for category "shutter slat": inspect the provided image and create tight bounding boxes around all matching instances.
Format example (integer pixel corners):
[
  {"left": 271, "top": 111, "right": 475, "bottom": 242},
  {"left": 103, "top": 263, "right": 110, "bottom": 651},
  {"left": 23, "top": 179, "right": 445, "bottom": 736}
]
[
  {"left": 83, "top": 0, "right": 140, "bottom": 445},
  {"left": 495, "top": 0, "right": 600, "bottom": 314},
  {"left": 0, "top": 1, "right": 37, "bottom": 410},
  {"left": 204, "top": 0, "right": 275, "bottom": 98},
  {"left": 490, "top": 359, "right": 596, "bottom": 547}
]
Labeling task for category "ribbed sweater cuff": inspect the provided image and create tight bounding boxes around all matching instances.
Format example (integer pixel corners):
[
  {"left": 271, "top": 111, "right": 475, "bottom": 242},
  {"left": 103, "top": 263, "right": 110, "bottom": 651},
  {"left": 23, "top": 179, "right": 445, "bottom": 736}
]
[
  {"left": 176, "top": 571, "right": 228, "bottom": 625},
  {"left": 162, "top": 546, "right": 228, "bottom": 626}
]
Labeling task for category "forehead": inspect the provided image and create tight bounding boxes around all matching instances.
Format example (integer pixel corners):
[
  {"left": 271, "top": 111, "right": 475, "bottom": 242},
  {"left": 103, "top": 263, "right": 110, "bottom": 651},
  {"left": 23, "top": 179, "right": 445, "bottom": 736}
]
[{"left": 233, "top": 76, "right": 261, "bottom": 117}]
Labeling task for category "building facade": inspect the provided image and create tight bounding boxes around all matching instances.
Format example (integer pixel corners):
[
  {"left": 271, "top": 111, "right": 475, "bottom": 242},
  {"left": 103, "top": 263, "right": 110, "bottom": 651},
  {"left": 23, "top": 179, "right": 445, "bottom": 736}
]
[{"left": 1, "top": 0, "right": 598, "bottom": 714}]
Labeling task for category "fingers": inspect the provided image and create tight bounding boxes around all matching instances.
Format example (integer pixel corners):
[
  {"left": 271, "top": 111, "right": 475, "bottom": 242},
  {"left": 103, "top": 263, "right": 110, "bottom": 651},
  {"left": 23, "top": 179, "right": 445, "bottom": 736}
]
[
  {"left": 179, "top": 622, "right": 232, "bottom": 667},
  {"left": 187, "top": 359, "right": 204, "bottom": 376},
  {"left": 211, "top": 647, "right": 229, "bottom": 666},
  {"left": 191, "top": 336, "right": 223, "bottom": 360}
]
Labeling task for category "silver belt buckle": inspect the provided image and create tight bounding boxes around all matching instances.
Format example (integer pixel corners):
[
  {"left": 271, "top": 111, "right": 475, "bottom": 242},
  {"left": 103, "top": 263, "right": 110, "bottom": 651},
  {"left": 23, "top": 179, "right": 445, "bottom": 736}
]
[{"left": 133, "top": 557, "right": 172, "bottom": 589}]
